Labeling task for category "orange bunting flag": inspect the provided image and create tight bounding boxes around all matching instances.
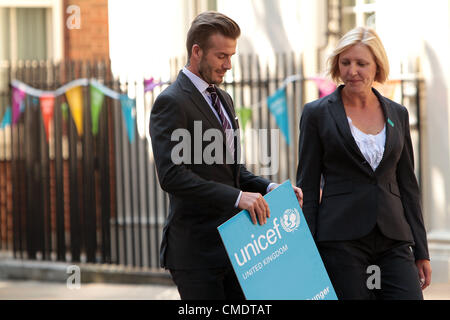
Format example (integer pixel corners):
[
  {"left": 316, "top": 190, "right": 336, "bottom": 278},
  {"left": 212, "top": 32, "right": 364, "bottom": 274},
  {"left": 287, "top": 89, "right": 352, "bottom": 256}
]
[
  {"left": 40, "top": 95, "right": 55, "bottom": 142},
  {"left": 65, "top": 86, "right": 84, "bottom": 135}
]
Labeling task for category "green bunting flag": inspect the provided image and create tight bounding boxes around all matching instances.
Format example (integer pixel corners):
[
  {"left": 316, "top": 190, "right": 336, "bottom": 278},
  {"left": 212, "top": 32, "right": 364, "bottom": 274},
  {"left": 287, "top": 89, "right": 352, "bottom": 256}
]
[
  {"left": 236, "top": 107, "right": 253, "bottom": 131},
  {"left": 90, "top": 85, "right": 105, "bottom": 136},
  {"left": 61, "top": 102, "right": 69, "bottom": 121}
]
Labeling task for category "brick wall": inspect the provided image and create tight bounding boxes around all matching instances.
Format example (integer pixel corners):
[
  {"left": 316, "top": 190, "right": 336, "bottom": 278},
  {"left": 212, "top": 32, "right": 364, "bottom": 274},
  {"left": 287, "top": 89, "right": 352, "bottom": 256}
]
[{"left": 63, "top": 0, "right": 110, "bottom": 61}]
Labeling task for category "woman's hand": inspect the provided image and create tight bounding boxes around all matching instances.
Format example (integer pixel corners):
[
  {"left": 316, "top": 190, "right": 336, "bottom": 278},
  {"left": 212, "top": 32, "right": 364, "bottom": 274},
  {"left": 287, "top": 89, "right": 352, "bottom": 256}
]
[
  {"left": 268, "top": 184, "right": 303, "bottom": 208},
  {"left": 415, "top": 259, "right": 432, "bottom": 290}
]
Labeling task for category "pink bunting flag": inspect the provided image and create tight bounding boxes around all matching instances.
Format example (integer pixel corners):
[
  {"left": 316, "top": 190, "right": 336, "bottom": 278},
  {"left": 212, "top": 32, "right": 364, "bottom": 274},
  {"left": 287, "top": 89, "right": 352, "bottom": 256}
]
[
  {"left": 144, "top": 77, "right": 160, "bottom": 93},
  {"left": 311, "top": 77, "right": 337, "bottom": 98},
  {"left": 40, "top": 95, "right": 55, "bottom": 142},
  {"left": 12, "top": 86, "right": 26, "bottom": 124}
]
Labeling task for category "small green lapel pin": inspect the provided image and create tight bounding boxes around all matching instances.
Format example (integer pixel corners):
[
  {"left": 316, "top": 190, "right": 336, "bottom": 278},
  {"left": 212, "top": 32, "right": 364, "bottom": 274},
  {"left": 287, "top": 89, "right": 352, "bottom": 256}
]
[{"left": 387, "top": 118, "right": 394, "bottom": 127}]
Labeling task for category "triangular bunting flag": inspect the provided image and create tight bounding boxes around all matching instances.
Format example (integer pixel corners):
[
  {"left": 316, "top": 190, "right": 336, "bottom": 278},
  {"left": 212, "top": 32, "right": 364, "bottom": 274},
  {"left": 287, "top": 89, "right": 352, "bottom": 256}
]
[
  {"left": 65, "top": 86, "right": 84, "bottom": 135},
  {"left": 90, "top": 85, "right": 105, "bottom": 136},
  {"left": 311, "top": 77, "right": 336, "bottom": 98},
  {"left": 40, "top": 95, "right": 55, "bottom": 142},
  {"left": 144, "top": 77, "right": 162, "bottom": 93},
  {"left": 120, "top": 95, "right": 136, "bottom": 143},
  {"left": 236, "top": 107, "right": 253, "bottom": 131},
  {"left": 12, "top": 86, "right": 26, "bottom": 124},
  {"left": 267, "top": 87, "right": 290, "bottom": 145},
  {"left": 0, "top": 106, "right": 12, "bottom": 129}
]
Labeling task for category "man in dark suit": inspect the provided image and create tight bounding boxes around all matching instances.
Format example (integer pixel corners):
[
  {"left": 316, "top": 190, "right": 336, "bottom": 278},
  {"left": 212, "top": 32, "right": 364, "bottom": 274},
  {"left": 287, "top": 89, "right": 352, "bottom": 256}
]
[{"left": 150, "top": 11, "right": 302, "bottom": 300}]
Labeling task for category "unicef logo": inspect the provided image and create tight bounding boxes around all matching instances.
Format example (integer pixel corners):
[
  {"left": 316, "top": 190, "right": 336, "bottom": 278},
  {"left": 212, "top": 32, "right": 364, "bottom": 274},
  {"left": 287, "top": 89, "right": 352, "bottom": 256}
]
[{"left": 280, "top": 208, "right": 301, "bottom": 232}]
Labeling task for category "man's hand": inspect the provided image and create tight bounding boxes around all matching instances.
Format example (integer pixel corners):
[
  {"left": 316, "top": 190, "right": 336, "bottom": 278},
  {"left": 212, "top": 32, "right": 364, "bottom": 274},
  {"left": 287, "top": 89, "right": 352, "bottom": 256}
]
[
  {"left": 416, "top": 259, "right": 432, "bottom": 290},
  {"left": 268, "top": 184, "right": 304, "bottom": 208},
  {"left": 238, "top": 192, "right": 270, "bottom": 225}
]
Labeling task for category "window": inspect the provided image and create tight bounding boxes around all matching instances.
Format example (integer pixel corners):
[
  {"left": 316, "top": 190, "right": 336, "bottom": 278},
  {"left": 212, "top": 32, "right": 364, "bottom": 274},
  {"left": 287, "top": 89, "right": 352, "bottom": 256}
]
[
  {"left": 190, "top": 0, "right": 217, "bottom": 15},
  {"left": 0, "top": 0, "right": 63, "bottom": 62},
  {"left": 342, "top": 0, "right": 377, "bottom": 34},
  {"left": 0, "top": 7, "right": 49, "bottom": 61}
]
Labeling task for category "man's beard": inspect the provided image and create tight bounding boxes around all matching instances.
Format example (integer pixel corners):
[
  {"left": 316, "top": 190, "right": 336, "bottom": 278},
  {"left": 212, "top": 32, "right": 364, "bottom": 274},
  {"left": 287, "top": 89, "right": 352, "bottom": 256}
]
[{"left": 198, "top": 57, "right": 218, "bottom": 85}]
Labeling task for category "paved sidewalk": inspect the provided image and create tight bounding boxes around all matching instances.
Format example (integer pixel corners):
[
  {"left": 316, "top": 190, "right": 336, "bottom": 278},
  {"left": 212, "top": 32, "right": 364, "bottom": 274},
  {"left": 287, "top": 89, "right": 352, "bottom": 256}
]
[
  {"left": 0, "top": 279, "right": 448, "bottom": 300},
  {"left": 0, "top": 280, "right": 180, "bottom": 300}
]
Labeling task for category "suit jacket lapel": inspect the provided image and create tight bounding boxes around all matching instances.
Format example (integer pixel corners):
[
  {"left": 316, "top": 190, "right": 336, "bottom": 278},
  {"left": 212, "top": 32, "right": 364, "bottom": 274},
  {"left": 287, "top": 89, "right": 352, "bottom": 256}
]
[
  {"left": 327, "top": 85, "right": 399, "bottom": 175},
  {"left": 177, "top": 71, "right": 224, "bottom": 131},
  {"left": 178, "top": 71, "right": 239, "bottom": 176},
  {"left": 327, "top": 86, "right": 367, "bottom": 163},
  {"left": 373, "top": 88, "right": 395, "bottom": 173}
]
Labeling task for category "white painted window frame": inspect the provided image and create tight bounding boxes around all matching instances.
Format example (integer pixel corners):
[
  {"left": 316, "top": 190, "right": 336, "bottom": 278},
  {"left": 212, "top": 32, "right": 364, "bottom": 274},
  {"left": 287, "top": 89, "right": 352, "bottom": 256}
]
[
  {"left": 0, "top": 0, "right": 63, "bottom": 61},
  {"left": 342, "top": 0, "right": 377, "bottom": 29}
]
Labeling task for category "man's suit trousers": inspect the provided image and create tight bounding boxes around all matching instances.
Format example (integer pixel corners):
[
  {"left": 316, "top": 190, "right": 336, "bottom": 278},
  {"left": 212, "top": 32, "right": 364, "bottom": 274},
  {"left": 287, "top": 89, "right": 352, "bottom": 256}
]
[{"left": 169, "top": 265, "right": 245, "bottom": 300}]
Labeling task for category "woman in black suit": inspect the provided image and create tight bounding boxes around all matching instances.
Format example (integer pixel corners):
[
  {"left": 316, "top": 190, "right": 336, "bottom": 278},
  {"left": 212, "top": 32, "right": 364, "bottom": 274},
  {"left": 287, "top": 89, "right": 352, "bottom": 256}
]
[{"left": 296, "top": 27, "right": 431, "bottom": 300}]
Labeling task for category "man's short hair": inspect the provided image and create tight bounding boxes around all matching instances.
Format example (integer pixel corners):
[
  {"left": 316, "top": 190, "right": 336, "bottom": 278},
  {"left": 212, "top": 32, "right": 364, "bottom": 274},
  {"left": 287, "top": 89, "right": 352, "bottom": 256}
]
[{"left": 186, "top": 11, "right": 241, "bottom": 61}]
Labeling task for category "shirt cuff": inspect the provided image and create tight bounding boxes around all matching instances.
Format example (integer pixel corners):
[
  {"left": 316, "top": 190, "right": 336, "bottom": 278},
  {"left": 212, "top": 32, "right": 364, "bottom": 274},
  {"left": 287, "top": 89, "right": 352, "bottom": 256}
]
[
  {"left": 266, "top": 182, "right": 278, "bottom": 194},
  {"left": 235, "top": 183, "right": 276, "bottom": 208},
  {"left": 234, "top": 191, "right": 243, "bottom": 208}
]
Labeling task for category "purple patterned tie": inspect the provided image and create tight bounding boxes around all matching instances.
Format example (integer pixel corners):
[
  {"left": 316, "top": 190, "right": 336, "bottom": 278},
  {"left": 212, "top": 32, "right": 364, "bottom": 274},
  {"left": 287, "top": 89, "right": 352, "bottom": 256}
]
[{"left": 206, "top": 85, "right": 235, "bottom": 155}]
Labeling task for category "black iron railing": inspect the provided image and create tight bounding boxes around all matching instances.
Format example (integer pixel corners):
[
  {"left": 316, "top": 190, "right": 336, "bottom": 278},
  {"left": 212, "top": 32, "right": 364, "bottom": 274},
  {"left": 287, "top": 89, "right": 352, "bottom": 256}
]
[{"left": 0, "top": 56, "right": 423, "bottom": 271}]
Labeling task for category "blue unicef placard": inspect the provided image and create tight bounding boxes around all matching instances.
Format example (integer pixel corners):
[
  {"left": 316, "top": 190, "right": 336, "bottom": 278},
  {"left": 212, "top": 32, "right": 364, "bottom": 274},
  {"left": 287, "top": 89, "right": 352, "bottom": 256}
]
[{"left": 218, "top": 181, "right": 337, "bottom": 300}]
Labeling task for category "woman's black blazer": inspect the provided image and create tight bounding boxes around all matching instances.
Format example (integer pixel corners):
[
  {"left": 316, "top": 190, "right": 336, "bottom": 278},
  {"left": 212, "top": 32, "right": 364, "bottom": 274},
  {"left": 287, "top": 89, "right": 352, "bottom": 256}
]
[{"left": 296, "top": 85, "right": 429, "bottom": 260}]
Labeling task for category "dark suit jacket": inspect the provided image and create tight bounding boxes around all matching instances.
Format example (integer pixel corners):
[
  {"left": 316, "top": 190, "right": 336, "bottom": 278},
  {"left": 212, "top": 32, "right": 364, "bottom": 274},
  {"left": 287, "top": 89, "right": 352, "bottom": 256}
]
[
  {"left": 296, "top": 85, "right": 429, "bottom": 260},
  {"left": 150, "top": 71, "right": 271, "bottom": 269}
]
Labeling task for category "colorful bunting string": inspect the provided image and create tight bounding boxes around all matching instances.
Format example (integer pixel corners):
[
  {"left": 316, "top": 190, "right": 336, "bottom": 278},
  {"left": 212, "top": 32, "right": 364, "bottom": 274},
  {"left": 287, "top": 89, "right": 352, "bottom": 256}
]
[
  {"left": 236, "top": 75, "right": 335, "bottom": 143},
  {"left": 89, "top": 80, "right": 120, "bottom": 100},
  {"left": 7, "top": 75, "right": 334, "bottom": 145},
  {"left": 246, "top": 75, "right": 335, "bottom": 110},
  {"left": 8, "top": 78, "right": 164, "bottom": 143}
]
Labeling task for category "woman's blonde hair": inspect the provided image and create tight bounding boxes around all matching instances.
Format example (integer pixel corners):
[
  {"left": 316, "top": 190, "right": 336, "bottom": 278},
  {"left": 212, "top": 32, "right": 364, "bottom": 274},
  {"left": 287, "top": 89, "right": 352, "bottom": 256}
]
[{"left": 327, "top": 27, "right": 389, "bottom": 84}]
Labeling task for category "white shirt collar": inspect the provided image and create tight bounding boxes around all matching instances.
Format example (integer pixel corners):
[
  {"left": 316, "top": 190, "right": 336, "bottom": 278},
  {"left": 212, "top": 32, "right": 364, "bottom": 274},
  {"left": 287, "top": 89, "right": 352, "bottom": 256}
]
[{"left": 182, "top": 67, "right": 210, "bottom": 94}]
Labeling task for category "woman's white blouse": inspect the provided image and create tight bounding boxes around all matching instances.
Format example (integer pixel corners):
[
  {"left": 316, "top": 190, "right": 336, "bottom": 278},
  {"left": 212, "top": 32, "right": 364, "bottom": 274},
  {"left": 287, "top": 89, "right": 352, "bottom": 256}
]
[{"left": 347, "top": 117, "right": 386, "bottom": 171}]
